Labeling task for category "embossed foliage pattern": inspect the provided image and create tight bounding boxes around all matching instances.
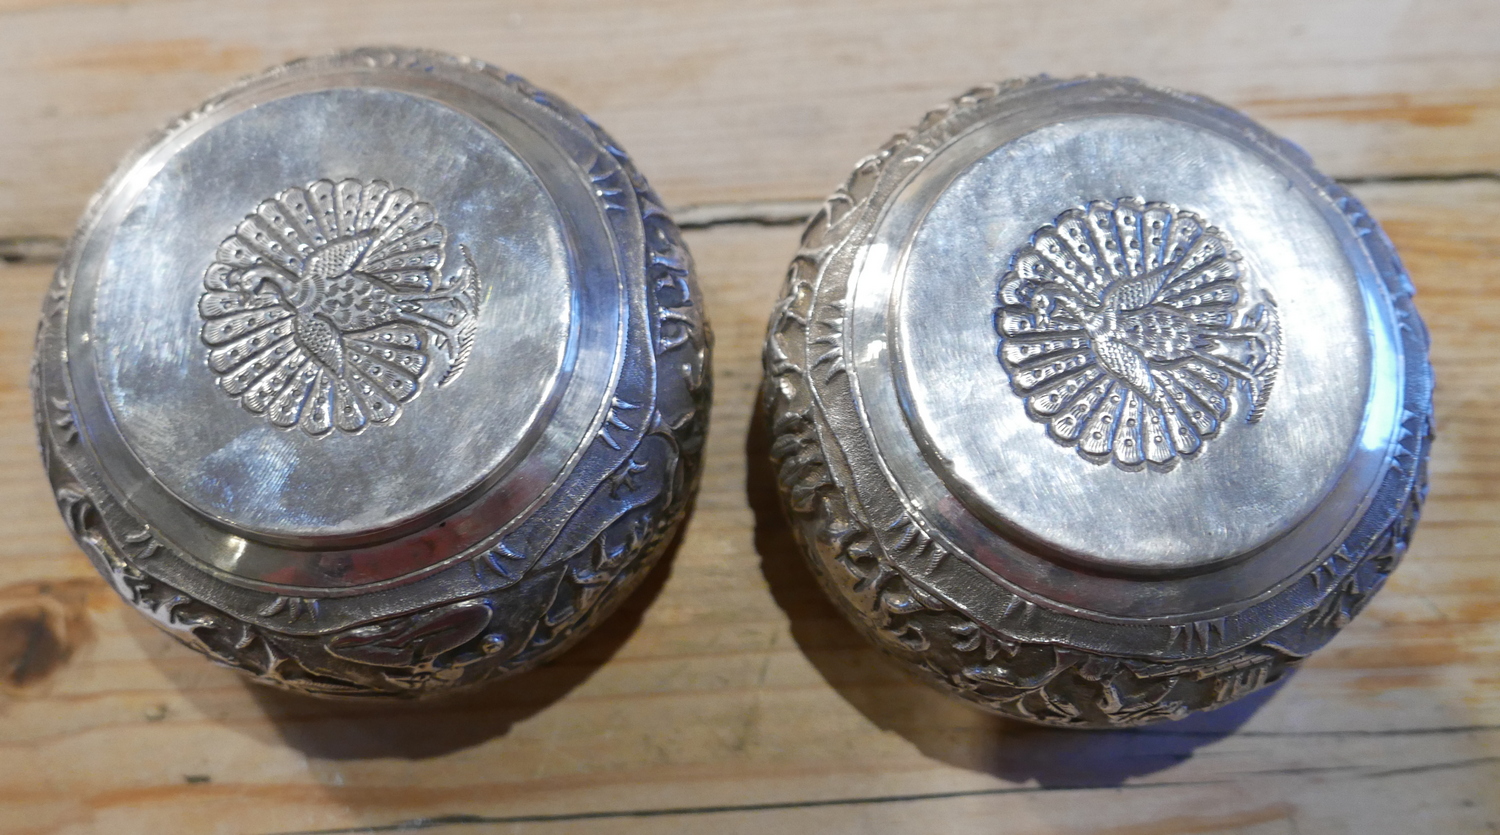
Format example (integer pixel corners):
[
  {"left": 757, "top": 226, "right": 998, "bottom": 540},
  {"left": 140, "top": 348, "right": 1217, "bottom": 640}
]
[
  {"left": 761, "top": 79, "right": 1432, "bottom": 727},
  {"left": 34, "top": 51, "right": 711, "bottom": 697}
]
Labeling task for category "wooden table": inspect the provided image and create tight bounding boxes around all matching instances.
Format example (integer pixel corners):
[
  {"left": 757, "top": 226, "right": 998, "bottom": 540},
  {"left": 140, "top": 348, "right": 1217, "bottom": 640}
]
[{"left": 1, "top": 3, "right": 1497, "bottom": 833}]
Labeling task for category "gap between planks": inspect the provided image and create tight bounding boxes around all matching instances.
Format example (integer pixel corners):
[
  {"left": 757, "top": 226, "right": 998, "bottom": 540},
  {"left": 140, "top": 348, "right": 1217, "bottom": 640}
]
[
  {"left": 3, "top": 172, "right": 1496, "bottom": 266},
  {"left": 260, "top": 755, "right": 1500, "bottom": 835}
]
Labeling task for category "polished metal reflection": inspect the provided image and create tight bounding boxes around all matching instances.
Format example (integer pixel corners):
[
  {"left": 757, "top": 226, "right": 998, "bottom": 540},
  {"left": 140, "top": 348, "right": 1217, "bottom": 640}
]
[
  {"left": 869, "top": 111, "right": 1394, "bottom": 582},
  {"left": 36, "top": 48, "right": 710, "bottom": 697},
  {"left": 84, "top": 89, "right": 582, "bottom": 548},
  {"left": 764, "top": 76, "right": 1431, "bottom": 727},
  {"left": 994, "top": 197, "right": 1283, "bottom": 468}
]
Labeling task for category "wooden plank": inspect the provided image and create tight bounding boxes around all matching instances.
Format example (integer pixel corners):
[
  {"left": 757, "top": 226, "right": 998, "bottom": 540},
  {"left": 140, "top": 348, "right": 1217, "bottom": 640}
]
[
  {"left": 0, "top": 180, "right": 1496, "bottom": 834},
  {"left": 2, "top": 0, "right": 1500, "bottom": 239}
]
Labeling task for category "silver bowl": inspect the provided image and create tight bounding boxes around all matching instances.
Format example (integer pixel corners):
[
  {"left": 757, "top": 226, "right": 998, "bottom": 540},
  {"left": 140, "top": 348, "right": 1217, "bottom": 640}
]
[
  {"left": 762, "top": 76, "right": 1431, "bottom": 727},
  {"left": 33, "top": 48, "right": 710, "bottom": 697}
]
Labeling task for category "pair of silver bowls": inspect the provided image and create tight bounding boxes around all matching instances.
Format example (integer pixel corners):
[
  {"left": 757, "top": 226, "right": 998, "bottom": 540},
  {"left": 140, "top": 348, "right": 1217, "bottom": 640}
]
[{"left": 33, "top": 49, "right": 1432, "bottom": 727}]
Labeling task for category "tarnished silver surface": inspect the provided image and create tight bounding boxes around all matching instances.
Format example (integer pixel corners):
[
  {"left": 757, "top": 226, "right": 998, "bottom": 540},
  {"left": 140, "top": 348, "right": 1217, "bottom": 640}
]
[
  {"left": 34, "top": 48, "right": 710, "bottom": 696},
  {"left": 763, "top": 77, "right": 1431, "bottom": 726}
]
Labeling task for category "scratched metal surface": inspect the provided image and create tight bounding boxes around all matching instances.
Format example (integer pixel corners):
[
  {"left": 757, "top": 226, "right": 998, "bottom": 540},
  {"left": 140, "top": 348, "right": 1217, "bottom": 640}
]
[{"left": 0, "top": 2, "right": 1498, "bottom": 833}]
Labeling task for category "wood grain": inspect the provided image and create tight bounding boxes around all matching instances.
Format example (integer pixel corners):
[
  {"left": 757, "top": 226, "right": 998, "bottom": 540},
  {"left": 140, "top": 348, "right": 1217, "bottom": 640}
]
[
  {"left": 1, "top": 4, "right": 1498, "bottom": 833},
  {"left": 2, "top": 0, "right": 1500, "bottom": 238},
  {"left": 0, "top": 180, "right": 1497, "bottom": 834}
]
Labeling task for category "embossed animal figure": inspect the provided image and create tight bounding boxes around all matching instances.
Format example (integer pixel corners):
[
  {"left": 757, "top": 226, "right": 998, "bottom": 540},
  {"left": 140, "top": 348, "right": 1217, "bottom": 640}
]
[
  {"left": 1037, "top": 264, "right": 1277, "bottom": 423},
  {"left": 199, "top": 179, "right": 481, "bottom": 435},
  {"left": 997, "top": 198, "right": 1281, "bottom": 467},
  {"left": 244, "top": 232, "right": 474, "bottom": 379}
]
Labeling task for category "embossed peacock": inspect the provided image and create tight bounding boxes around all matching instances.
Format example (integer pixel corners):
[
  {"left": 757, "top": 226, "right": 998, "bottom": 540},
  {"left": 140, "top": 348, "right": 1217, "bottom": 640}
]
[
  {"left": 199, "top": 179, "right": 481, "bottom": 435},
  {"left": 996, "top": 198, "right": 1281, "bottom": 467}
]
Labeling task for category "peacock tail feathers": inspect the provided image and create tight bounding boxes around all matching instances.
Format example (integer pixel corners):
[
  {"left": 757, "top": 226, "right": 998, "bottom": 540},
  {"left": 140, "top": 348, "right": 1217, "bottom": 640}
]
[
  {"left": 996, "top": 198, "right": 1282, "bottom": 468},
  {"left": 198, "top": 179, "right": 484, "bottom": 435}
]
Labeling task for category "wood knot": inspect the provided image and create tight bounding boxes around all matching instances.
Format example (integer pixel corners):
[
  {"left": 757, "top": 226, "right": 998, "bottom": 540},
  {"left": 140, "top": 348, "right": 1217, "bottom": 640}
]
[{"left": 0, "top": 579, "right": 100, "bottom": 692}]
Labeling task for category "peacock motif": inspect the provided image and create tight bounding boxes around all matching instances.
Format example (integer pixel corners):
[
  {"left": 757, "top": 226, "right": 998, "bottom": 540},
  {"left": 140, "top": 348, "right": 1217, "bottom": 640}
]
[
  {"left": 995, "top": 198, "right": 1281, "bottom": 468},
  {"left": 198, "top": 179, "right": 481, "bottom": 436}
]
